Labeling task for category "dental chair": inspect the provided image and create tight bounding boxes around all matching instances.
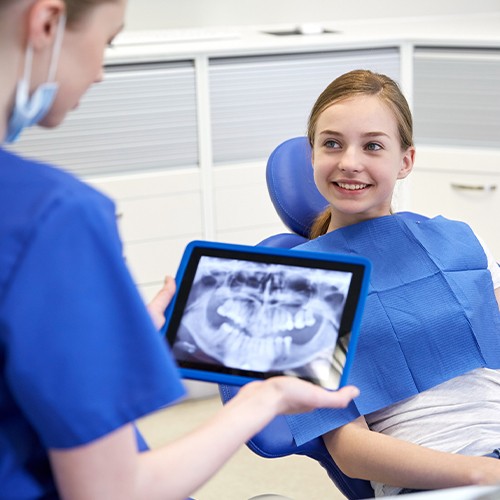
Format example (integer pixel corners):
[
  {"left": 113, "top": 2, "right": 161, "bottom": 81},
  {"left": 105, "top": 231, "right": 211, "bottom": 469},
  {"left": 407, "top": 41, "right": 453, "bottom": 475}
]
[{"left": 219, "top": 136, "right": 375, "bottom": 499}]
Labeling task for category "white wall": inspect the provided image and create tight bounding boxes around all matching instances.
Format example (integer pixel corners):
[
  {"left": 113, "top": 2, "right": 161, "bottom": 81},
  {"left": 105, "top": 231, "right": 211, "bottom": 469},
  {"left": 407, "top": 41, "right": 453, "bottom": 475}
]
[{"left": 125, "top": 0, "right": 500, "bottom": 30}]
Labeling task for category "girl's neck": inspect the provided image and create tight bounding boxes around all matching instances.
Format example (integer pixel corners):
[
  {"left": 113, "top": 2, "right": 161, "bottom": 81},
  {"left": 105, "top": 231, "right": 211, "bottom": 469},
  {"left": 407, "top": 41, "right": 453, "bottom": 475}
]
[{"left": 326, "top": 210, "right": 393, "bottom": 233}]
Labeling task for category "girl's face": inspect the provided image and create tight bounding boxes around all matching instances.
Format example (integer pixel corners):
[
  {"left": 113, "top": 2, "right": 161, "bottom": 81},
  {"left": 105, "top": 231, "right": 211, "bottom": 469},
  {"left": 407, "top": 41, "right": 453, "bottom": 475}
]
[
  {"left": 311, "top": 94, "right": 414, "bottom": 231},
  {"left": 39, "top": 0, "right": 126, "bottom": 127}
]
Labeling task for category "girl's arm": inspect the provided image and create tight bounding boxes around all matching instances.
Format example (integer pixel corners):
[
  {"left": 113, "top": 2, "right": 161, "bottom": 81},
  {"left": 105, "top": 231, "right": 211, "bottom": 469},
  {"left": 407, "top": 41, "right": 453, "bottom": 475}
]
[
  {"left": 323, "top": 416, "right": 500, "bottom": 491},
  {"left": 49, "top": 378, "right": 358, "bottom": 500}
]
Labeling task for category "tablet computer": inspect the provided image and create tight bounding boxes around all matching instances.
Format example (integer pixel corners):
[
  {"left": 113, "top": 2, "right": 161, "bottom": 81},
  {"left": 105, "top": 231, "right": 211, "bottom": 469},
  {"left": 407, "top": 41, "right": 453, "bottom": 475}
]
[{"left": 164, "top": 240, "right": 370, "bottom": 390}]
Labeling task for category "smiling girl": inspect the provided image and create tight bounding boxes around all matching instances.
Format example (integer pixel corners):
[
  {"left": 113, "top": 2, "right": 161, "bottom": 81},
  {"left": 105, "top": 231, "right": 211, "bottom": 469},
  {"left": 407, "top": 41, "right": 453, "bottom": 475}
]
[{"left": 287, "top": 70, "right": 500, "bottom": 496}]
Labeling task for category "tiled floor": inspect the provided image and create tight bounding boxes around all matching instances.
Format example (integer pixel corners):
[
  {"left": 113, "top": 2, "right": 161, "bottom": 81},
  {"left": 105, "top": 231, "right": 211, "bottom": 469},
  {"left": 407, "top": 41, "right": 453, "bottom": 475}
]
[{"left": 137, "top": 394, "right": 346, "bottom": 500}]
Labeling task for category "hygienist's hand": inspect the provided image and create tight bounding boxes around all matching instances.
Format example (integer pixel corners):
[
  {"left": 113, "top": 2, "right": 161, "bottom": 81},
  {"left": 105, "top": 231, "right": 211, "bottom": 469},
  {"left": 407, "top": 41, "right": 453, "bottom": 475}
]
[
  {"left": 147, "top": 276, "right": 176, "bottom": 330},
  {"left": 237, "top": 376, "right": 359, "bottom": 416}
]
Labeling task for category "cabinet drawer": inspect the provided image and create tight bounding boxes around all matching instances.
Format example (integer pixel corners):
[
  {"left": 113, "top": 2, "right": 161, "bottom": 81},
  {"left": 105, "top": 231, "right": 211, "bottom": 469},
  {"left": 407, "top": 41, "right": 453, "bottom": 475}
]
[
  {"left": 116, "top": 193, "right": 203, "bottom": 243},
  {"left": 410, "top": 169, "right": 500, "bottom": 259},
  {"left": 90, "top": 169, "right": 204, "bottom": 289},
  {"left": 216, "top": 224, "right": 288, "bottom": 246},
  {"left": 90, "top": 169, "right": 203, "bottom": 242},
  {"left": 213, "top": 163, "right": 282, "bottom": 232},
  {"left": 124, "top": 236, "right": 201, "bottom": 288},
  {"left": 214, "top": 183, "right": 280, "bottom": 232}
]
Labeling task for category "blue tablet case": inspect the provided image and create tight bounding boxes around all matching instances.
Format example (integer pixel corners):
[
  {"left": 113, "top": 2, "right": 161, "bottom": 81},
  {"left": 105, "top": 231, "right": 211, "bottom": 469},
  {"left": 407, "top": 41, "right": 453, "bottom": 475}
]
[{"left": 164, "top": 240, "right": 370, "bottom": 389}]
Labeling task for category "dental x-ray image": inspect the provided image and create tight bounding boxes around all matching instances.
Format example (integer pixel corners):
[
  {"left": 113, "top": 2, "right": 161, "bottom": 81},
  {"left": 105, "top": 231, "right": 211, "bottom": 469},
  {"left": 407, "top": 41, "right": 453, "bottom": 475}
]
[{"left": 171, "top": 256, "right": 353, "bottom": 388}]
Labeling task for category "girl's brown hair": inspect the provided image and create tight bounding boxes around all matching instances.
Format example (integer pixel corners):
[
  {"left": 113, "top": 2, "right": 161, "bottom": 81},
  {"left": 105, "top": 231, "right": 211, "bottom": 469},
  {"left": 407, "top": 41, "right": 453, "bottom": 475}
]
[{"left": 307, "top": 69, "right": 414, "bottom": 239}]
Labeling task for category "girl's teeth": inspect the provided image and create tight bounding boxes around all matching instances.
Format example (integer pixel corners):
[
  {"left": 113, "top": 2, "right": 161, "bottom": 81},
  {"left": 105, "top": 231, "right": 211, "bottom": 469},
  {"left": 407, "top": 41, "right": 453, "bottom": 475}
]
[{"left": 337, "top": 182, "right": 367, "bottom": 190}]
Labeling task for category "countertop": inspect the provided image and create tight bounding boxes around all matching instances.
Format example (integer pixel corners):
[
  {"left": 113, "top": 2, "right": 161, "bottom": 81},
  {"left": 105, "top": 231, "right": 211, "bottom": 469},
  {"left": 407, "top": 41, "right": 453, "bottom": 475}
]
[{"left": 105, "top": 12, "right": 500, "bottom": 64}]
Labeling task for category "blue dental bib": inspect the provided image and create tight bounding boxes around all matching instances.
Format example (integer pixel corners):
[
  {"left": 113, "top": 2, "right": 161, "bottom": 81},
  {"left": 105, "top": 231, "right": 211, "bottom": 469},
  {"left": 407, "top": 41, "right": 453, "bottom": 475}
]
[{"left": 286, "top": 214, "right": 500, "bottom": 445}]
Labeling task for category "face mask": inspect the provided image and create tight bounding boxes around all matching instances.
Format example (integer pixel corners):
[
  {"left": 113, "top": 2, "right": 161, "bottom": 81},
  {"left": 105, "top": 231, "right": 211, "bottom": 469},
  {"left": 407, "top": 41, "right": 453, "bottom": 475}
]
[{"left": 4, "top": 14, "right": 66, "bottom": 144}]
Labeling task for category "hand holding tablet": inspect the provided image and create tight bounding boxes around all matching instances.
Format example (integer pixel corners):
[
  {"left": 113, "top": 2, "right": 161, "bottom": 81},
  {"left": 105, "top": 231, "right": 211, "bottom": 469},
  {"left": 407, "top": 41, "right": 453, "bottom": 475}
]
[{"left": 164, "top": 241, "right": 370, "bottom": 390}]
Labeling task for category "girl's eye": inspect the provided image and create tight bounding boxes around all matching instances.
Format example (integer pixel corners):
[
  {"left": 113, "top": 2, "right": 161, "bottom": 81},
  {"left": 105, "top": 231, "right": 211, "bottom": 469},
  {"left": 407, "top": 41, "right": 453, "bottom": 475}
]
[
  {"left": 324, "top": 139, "right": 340, "bottom": 149},
  {"left": 366, "top": 142, "right": 382, "bottom": 151}
]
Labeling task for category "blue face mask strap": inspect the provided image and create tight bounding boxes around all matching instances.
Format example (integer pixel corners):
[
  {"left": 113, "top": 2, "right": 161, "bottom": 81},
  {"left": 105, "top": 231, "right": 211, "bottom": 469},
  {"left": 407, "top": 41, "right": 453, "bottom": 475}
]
[
  {"left": 46, "top": 13, "right": 66, "bottom": 83},
  {"left": 23, "top": 40, "right": 34, "bottom": 88},
  {"left": 23, "top": 12, "right": 66, "bottom": 87}
]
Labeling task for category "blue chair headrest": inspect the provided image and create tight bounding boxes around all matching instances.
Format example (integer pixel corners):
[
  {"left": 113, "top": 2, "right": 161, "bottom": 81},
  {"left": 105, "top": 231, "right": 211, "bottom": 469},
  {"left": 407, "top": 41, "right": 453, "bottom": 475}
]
[{"left": 266, "top": 137, "right": 329, "bottom": 238}]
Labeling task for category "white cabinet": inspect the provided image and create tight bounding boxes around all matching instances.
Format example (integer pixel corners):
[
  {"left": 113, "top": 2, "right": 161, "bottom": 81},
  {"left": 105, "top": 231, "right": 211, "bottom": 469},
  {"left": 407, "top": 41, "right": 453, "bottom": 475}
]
[
  {"left": 410, "top": 47, "right": 500, "bottom": 260},
  {"left": 212, "top": 162, "right": 287, "bottom": 244},
  {"left": 89, "top": 169, "right": 204, "bottom": 301},
  {"left": 410, "top": 147, "right": 500, "bottom": 260}
]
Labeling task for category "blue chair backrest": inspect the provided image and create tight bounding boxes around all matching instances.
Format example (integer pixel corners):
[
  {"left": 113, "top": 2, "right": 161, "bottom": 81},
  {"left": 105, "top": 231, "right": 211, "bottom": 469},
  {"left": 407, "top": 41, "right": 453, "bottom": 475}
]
[
  {"left": 266, "top": 136, "right": 327, "bottom": 238},
  {"left": 219, "top": 136, "right": 376, "bottom": 499}
]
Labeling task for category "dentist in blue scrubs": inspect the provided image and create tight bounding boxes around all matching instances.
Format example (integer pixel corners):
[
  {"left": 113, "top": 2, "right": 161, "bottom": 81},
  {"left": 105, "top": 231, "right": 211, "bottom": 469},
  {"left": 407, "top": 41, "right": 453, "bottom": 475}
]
[{"left": 0, "top": 1, "right": 359, "bottom": 498}]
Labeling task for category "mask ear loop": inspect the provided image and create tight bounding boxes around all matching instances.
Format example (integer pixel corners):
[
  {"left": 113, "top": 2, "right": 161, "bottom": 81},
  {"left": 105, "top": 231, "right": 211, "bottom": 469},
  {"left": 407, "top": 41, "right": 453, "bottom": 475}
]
[
  {"left": 22, "top": 41, "right": 34, "bottom": 88},
  {"left": 46, "top": 13, "right": 66, "bottom": 83},
  {"left": 23, "top": 12, "right": 66, "bottom": 88}
]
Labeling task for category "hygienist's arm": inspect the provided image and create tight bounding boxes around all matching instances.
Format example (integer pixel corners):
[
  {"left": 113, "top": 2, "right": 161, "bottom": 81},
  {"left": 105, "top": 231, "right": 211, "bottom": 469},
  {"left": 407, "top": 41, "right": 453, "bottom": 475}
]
[
  {"left": 323, "top": 416, "right": 500, "bottom": 491},
  {"left": 48, "top": 379, "right": 358, "bottom": 500}
]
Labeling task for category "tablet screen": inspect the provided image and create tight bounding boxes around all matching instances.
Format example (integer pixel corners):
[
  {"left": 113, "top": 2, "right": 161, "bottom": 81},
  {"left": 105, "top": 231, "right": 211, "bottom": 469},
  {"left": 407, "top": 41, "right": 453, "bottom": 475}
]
[{"left": 165, "top": 241, "right": 370, "bottom": 390}]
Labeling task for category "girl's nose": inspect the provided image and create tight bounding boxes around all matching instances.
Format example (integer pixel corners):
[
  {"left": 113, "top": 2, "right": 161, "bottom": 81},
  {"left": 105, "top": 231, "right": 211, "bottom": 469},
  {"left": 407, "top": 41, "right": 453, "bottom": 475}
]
[{"left": 339, "top": 147, "right": 361, "bottom": 172}]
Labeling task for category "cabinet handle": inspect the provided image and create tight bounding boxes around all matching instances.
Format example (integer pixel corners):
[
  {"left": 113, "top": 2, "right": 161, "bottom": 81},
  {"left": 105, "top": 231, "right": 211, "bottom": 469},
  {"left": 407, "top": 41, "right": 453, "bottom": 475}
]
[{"left": 450, "top": 183, "right": 497, "bottom": 192}]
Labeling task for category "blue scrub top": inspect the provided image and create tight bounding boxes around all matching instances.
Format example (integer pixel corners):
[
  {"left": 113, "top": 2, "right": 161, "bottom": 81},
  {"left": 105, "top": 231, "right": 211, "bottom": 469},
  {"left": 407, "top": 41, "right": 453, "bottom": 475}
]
[{"left": 0, "top": 148, "right": 186, "bottom": 498}]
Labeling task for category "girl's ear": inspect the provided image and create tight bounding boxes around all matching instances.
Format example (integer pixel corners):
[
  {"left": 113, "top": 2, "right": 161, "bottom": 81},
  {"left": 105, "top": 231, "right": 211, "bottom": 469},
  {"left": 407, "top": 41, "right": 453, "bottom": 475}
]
[
  {"left": 27, "top": 0, "right": 66, "bottom": 51},
  {"left": 397, "top": 146, "right": 415, "bottom": 180}
]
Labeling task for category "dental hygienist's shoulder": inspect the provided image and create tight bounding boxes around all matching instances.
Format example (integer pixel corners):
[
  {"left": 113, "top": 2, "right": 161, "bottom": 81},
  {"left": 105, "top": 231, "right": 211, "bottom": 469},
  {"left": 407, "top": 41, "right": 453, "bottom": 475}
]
[
  {"left": 0, "top": 146, "right": 111, "bottom": 202},
  {"left": 0, "top": 147, "right": 118, "bottom": 292},
  {"left": 0, "top": 147, "right": 116, "bottom": 230}
]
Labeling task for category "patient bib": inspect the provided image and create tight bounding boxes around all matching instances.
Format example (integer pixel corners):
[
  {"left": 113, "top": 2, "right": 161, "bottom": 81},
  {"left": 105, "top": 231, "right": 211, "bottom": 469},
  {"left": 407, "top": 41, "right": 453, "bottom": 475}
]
[{"left": 286, "top": 214, "right": 500, "bottom": 445}]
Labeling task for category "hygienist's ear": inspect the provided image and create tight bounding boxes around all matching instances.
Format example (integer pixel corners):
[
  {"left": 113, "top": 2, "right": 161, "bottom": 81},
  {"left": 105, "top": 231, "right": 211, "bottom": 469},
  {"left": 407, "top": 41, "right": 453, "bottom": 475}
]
[
  {"left": 27, "top": 0, "right": 65, "bottom": 51},
  {"left": 397, "top": 146, "right": 415, "bottom": 180}
]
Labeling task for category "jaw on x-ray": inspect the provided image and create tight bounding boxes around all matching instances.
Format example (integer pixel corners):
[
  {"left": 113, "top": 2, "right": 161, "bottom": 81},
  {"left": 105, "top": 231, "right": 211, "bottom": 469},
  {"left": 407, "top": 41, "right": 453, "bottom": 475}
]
[{"left": 173, "top": 256, "right": 352, "bottom": 383}]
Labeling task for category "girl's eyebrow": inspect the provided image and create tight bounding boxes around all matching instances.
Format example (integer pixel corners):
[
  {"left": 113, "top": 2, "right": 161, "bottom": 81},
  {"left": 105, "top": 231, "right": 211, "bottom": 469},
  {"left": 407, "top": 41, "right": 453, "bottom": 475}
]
[
  {"left": 318, "top": 130, "right": 391, "bottom": 139},
  {"left": 362, "top": 131, "right": 391, "bottom": 138},
  {"left": 318, "top": 129, "right": 342, "bottom": 137}
]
